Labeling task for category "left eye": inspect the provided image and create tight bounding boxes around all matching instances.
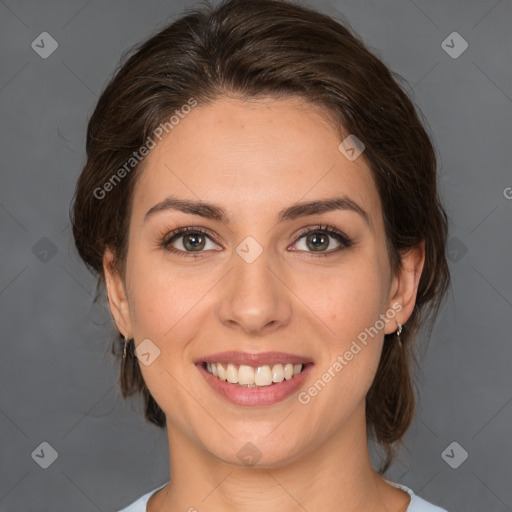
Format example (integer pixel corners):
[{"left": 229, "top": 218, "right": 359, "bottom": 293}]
[{"left": 293, "top": 230, "right": 345, "bottom": 252}]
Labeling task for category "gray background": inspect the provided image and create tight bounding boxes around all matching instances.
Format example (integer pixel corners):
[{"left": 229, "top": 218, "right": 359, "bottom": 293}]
[{"left": 0, "top": 0, "right": 511, "bottom": 510}]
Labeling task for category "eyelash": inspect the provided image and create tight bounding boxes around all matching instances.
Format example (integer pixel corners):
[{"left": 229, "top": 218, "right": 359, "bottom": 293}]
[{"left": 160, "top": 224, "right": 353, "bottom": 258}]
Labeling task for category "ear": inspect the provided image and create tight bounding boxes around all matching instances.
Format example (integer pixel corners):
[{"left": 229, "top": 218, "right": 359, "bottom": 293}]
[
  {"left": 103, "top": 247, "right": 133, "bottom": 338},
  {"left": 384, "top": 241, "right": 425, "bottom": 335}
]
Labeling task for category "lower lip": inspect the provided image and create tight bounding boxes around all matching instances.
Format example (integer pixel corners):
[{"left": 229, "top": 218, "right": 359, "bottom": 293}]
[{"left": 196, "top": 363, "right": 314, "bottom": 406}]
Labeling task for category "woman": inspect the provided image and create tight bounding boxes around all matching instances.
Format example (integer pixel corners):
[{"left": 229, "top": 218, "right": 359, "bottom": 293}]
[{"left": 71, "top": 0, "right": 451, "bottom": 510}]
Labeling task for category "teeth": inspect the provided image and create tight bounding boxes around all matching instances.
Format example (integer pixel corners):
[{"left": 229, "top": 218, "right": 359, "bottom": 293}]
[
  {"left": 217, "top": 363, "right": 227, "bottom": 381},
  {"left": 255, "top": 365, "right": 273, "bottom": 386},
  {"left": 272, "top": 364, "right": 284, "bottom": 383},
  {"left": 226, "top": 363, "right": 238, "bottom": 384},
  {"left": 238, "top": 365, "right": 255, "bottom": 385},
  {"left": 204, "top": 362, "right": 305, "bottom": 387}
]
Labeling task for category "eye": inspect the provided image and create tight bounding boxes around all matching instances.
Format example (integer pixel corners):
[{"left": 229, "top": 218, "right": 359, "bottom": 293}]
[
  {"left": 162, "top": 227, "right": 221, "bottom": 257},
  {"left": 160, "top": 224, "right": 353, "bottom": 258},
  {"left": 291, "top": 224, "right": 353, "bottom": 256}
]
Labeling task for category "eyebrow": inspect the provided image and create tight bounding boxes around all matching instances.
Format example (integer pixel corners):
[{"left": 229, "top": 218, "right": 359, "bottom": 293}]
[{"left": 143, "top": 195, "right": 372, "bottom": 229}]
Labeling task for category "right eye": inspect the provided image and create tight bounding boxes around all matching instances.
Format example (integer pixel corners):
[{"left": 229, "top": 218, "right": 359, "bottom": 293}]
[{"left": 161, "top": 227, "right": 222, "bottom": 256}]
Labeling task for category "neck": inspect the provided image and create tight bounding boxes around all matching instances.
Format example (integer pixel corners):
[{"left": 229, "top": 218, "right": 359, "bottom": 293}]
[{"left": 149, "top": 406, "right": 409, "bottom": 512}]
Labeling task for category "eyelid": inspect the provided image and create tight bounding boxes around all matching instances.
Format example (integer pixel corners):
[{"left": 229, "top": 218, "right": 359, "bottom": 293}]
[
  {"left": 289, "top": 224, "right": 353, "bottom": 255},
  {"left": 161, "top": 226, "right": 222, "bottom": 254},
  {"left": 292, "top": 224, "right": 351, "bottom": 244},
  {"left": 161, "top": 223, "right": 353, "bottom": 256}
]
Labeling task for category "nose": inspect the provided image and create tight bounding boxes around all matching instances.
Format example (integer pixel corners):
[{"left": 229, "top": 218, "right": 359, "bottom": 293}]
[{"left": 216, "top": 248, "right": 292, "bottom": 336}]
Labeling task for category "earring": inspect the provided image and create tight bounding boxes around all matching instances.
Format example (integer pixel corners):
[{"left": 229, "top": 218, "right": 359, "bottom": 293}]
[
  {"left": 396, "top": 323, "right": 403, "bottom": 348},
  {"left": 123, "top": 336, "right": 129, "bottom": 359}
]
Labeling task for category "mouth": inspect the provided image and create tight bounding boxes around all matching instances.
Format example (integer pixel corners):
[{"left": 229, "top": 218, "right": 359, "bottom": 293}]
[
  {"left": 202, "top": 361, "right": 310, "bottom": 387},
  {"left": 195, "top": 351, "right": 314, "bottom": 406}
]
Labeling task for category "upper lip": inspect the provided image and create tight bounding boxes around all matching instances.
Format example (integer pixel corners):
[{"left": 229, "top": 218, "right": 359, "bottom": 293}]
[{"left": 195, "top": 351, "right": 313, "bottom": 366}]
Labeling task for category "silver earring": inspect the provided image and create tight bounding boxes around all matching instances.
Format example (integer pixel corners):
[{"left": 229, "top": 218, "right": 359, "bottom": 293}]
[{"left": 396, "top": 323, "right": 402, "bottom": 348}]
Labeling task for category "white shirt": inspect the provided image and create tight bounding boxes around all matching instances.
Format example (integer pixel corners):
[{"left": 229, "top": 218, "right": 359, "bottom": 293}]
[{"left": 117, "top": 480, "right": 449, "bottom": 511}]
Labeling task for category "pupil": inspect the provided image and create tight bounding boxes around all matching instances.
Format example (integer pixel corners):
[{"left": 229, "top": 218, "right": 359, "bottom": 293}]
[
  {"left": 308, "top": 233, "right": 328, "bottom": 251},
  {"left": 184, "top": 233, "right": 205, "bottom": 251}
]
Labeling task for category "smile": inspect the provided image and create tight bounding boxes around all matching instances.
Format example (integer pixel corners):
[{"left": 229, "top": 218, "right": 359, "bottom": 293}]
[
  {"left": 203, "top": 362, "right": 305, "bottom": 387},
  {"left": 195, "top": 351, "right": 314, "bottom": 406}
]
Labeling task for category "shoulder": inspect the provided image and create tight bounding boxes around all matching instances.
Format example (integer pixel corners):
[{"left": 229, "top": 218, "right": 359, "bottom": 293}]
[
  {"left": 117, "top": 482, "right": 168, "bottom": 512},
  {"left": 385, "top": 480, "right": 450, "bottom": 512}
]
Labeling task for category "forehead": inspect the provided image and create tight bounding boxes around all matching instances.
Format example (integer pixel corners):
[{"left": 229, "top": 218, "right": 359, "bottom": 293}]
[{"left": 131, "top": 96, "right": 382, "bottom": 228}]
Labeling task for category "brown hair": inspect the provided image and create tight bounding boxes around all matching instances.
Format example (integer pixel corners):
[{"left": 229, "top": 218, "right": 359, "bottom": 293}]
[{"left": 70, "top": 0, "right": 450, "bottom": 473}]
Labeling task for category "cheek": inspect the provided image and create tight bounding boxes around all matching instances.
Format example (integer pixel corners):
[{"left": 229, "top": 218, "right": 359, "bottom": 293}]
[
  {"left": 126, "top": 252, "right": 218, "bottom": 354},
  {"left": 309, "top": 256, "right": 390, "bottom": 392},
  {"left": 317, "top": 261, "right": 389, "bottom": 336},
  {"left": 126, "top": 252, "right": 182, "bottom": 338}
]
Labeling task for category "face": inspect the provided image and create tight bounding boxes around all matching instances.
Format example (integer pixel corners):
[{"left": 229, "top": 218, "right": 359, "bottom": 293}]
[{"left": 104, "top": 96, "right": 423, "bottom": 468}]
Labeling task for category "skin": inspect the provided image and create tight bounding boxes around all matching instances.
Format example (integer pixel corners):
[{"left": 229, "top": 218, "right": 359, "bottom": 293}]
[{"left": 104, "top": 96, "right": 425, "bottom": 512}]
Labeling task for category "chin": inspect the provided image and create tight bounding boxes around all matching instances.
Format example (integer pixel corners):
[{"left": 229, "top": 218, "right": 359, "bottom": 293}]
[{"left": 202, "top": 433, "right": 309, "bottom": 470}]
